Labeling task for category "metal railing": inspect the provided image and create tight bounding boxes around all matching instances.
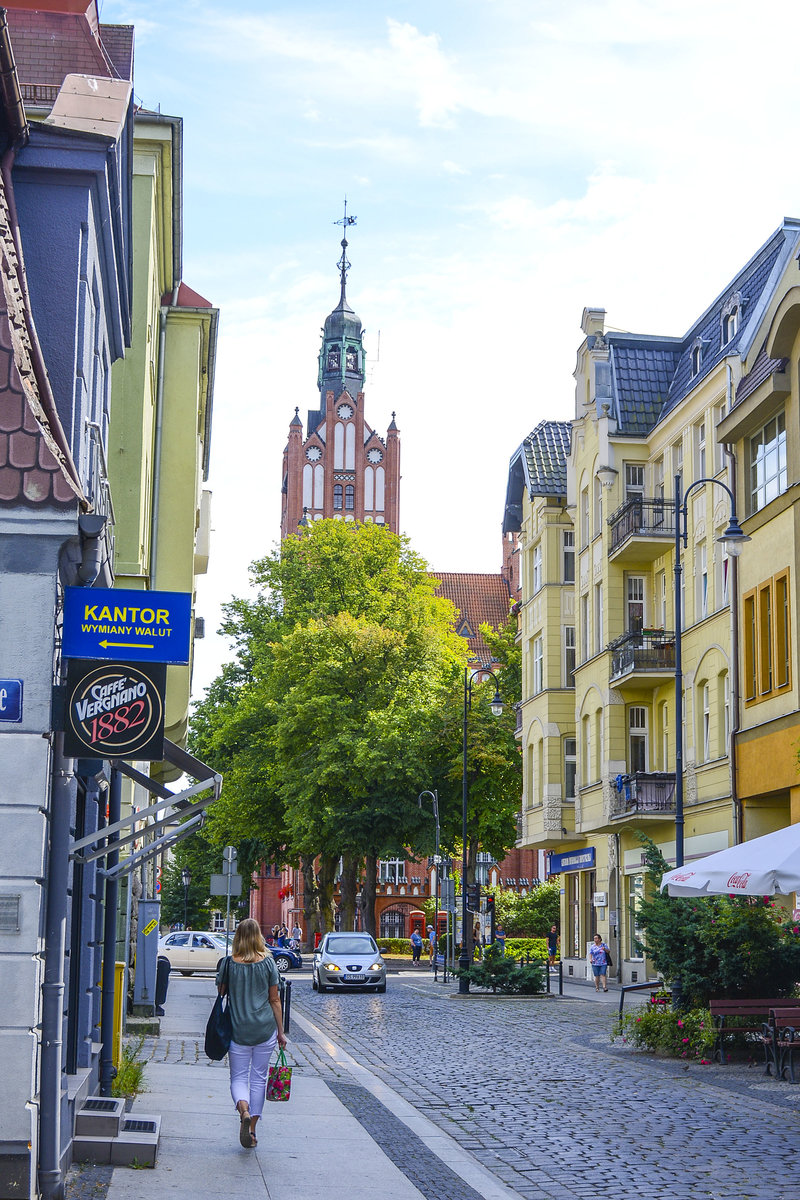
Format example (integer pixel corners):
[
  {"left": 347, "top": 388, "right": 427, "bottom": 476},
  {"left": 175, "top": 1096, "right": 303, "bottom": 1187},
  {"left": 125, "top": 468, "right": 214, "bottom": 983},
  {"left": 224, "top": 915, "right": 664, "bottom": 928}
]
[
  {"left": 515, "top": 704, "right": 523, "bottom": 734},
  {"left": 611, "top": 772, "right": 677, "bottom": 817},
  {"left": 609, "top": 496, "right": 675, "bottom": 551},
  {"left": 610, "top": 630, "right": 676, "bottom": 679}
]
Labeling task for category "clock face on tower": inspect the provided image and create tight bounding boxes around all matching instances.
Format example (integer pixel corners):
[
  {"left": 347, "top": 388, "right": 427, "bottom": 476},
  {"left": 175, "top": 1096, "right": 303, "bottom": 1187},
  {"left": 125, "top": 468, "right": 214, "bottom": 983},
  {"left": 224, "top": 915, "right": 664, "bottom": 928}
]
[
  {"left": 305, "top": 446, "right": 322, "bottom": 462},
  {"left": 337, "top": 403, "right": 353, "bottom": 421},
  {"left": 367, "top": 448, "right": 383, "bottom": 464}
]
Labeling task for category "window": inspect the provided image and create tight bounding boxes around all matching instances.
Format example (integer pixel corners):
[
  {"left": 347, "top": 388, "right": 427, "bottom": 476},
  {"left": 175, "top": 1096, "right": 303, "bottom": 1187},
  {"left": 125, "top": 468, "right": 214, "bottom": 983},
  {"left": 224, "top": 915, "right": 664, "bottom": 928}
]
[
  {"left": 628, "top": 873, "right": 645, "bottom": 960},
  {"left": 568, "top": 873, "right": 580, "bottom": 957},
  {"left": 660, "top": 701, "right": 669, "bottom": 770},
  {"left": 563, "top": 530, "right": 575, "bottom": 583},
  {"left": 696, "top": 543, "right": 708, "bottom": 620},
  {"left": 564, "top": 737, "right": 577, "bottom": 800},
  {"left": 333, "top": 483, "right": 343, "bottom": 510},
  {"left": 564, "top": 625, "right": 576, "bottom": 687},
  {"left": 750, "top": 412, "right": 787, "bottom": 513},
  {"left": 691, "top": 343, "right": 702, "bottom": 377},
  {"left": 581, "top": 593, "right": 589, "bottom": 661},
  {"left": 593, "top": 476, "right": 602, "bottom": 535},
  {"left": 476, "top": 851, "right": 493, "bottom": 886},
  {"left": 716, "top": 533, "right": 730, "bottom": 608},
  {"left": 626, "top": 575, "right": 645, "bottom": 633},
  {"left": 580, "top": 488, "right": 590, "bottom": 546},
  {"left": 672, "top": 440, "right": 683, "bottom": 500},
  {"left": 345, "top": 484, "right": 355, "bottom": 511},
  {"left": 699, "top": 682, "right": 710, "bottom": 762},
  {"left": 533, "top": 636, "right": 543, "bottom": 694},
  {"left": 628, "top": 706, "right": 647, "bottom": 773},
  {"left": 526, "top": 744, "right": 535, "bottom": 808},
  {"left": 380, "top": 909, "right": 406, "bottom": 938},
  {"left": 722, "top": 306, "right": 739, "bottom": 345},
  {"left": 715, "top": 403, "right": 727, "bottom": 473},
  {"left": 533, "top": 544, "right": 542, "bottom": 593},
  {"left": 743, "top": 570, "right": 791, "bottom": 703},
  {"left": 696, "top": 421, "right": 706, "bottom": 478},
  {"left": 378, "top": 859, "right": 404, "bottom": 883},
  {"left": 624, "top": 463, "right": 645, "bottom": 503},
  {"left": 720, "top": 671, "right": 730, "bottom": 756},
  {"left": 582, "top": 714, "right": 591, "bottom": 785},
  {"left": 654, "top": 457, "right": 665, "bottom": 502},
  {"left": 656, "top": 570, "right": 666, "bottom": 629},
  {"left": 594, "top": 583, "right": 604, "bottom": 655}
]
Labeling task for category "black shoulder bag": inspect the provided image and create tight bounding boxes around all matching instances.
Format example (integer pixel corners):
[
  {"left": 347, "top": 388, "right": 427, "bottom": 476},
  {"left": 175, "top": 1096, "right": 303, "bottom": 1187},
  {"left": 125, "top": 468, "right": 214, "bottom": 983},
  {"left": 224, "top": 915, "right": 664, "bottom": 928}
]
[{"left": 204, "top": 955, "right": 233, "bottom": 1060}]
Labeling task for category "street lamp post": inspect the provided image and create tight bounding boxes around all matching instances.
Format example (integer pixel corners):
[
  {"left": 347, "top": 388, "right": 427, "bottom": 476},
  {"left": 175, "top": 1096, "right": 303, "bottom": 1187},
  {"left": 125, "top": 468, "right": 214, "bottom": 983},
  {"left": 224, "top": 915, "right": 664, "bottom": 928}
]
[
  {"left": 418, "top": 790, "right": 440, "bottom": 981},
  {"left": 460, "top": 665, "right": 504, "bottom": 994},
  {"left": 673, "top": 475, "right": 749, "bottom": 867},
  {"left": 181, "top": 867, "right": 192, "bottom": 929}
]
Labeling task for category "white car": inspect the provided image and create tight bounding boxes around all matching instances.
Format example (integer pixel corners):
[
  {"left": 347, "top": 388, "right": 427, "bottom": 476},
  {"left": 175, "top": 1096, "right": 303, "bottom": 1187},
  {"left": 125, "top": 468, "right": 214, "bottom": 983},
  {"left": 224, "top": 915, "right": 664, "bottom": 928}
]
[
  {"left": 157, "top": 931, "right": 228, "bottom": 974},
  {"left": 312, "top": 932, "right": 386, "bottom": 993}
]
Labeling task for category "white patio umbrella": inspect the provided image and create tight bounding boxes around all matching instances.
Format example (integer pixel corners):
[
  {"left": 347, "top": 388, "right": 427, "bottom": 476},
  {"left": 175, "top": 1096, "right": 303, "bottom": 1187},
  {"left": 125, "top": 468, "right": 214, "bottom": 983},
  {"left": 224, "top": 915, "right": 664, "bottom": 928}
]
[{"left": 660, "top": 823, "right": 800, "bottom": 897}]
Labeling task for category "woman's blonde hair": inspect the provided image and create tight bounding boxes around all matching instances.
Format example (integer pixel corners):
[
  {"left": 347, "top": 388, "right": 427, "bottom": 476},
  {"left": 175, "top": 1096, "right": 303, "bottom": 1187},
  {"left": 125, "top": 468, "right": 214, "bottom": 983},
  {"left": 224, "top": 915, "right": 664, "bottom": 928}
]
[{"left": 232, "top": 918, "right": 266, "bottom": 962}]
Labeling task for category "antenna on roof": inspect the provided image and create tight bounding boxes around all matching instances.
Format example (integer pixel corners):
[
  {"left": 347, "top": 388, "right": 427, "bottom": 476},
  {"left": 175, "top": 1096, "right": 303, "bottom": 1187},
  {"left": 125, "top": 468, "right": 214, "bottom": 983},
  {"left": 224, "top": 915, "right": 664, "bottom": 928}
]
[{"left": 334, "top": 197, "right": 357, "bottom": 303}]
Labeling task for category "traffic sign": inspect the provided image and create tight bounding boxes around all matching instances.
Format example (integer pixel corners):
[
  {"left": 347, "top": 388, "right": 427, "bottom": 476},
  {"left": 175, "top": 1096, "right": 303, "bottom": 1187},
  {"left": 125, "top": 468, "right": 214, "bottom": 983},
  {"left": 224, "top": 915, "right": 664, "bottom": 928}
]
[
  {"left": 62, "top": 587, "right": 192, "bottom": 664},
  {"left": 210, "top": 874, "right": 242, "bottom": 896}
]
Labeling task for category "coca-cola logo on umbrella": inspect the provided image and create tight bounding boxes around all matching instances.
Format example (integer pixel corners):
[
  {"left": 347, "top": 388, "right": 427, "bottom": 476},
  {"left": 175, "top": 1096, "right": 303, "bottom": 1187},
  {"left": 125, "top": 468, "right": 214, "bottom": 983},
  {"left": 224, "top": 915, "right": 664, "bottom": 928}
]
[{"left": 726, "top": 871, "right": 752, "bottom": 890}]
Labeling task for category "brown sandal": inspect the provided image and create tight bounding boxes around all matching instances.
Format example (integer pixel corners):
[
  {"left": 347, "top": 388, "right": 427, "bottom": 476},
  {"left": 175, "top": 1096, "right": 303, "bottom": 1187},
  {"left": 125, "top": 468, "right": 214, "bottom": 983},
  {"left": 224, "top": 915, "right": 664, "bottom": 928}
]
[{"left": 239, "top": 1111, "right": 253, "bottom": 1148}]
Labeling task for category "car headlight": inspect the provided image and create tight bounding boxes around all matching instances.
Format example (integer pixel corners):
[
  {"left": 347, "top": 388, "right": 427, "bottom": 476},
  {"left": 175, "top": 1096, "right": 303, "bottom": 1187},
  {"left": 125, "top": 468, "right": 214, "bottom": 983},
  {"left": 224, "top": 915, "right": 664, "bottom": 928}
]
[
  {"left": 368, "top": 963, "right": 383, "bottom": 972},
  {"left": 322, "top": 962, "right": 341, "bottom": 971}
]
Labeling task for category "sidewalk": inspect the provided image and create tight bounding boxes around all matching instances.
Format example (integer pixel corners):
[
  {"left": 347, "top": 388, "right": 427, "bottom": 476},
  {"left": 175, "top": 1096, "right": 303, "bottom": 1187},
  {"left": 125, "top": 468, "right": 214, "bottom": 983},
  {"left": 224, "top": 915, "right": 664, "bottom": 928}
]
[{"left": 94, "top": 974, "right": 525, "bottom": 1200}]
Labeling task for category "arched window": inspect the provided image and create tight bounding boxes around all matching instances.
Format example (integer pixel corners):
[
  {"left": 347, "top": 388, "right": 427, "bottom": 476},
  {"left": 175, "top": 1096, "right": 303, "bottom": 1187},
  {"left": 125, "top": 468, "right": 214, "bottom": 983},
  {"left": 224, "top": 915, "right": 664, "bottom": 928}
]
[
  {"left": 313, "top": 464, "right": 324, "bottom": 508},
  {"left": 334, "top": 422, "right": 344, "bottom": 469},
  {"left": 375, "top": 466, "right": 385, "bottom": 512},
  {"left": 333, "top": 484, "right": 343, "bottom": 510},
  {"left": 364, "top": 466, "right": 374, "bottom": 509},
  {"left": 345, "top": 484, "right": 355, "bottom": 510},
  {"left": 302, "top": 464, "right": 312, "bottom": 508},
  {"left": 345, "top": 422, "right": 355, "bottom": 469}
]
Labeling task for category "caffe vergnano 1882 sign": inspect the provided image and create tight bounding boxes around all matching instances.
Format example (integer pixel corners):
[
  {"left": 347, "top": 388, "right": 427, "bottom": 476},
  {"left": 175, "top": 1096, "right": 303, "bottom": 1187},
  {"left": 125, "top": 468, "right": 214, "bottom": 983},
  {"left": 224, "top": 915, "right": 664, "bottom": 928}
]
[{"left": 64, "top": 660, "right": 167, "bottom": 760}]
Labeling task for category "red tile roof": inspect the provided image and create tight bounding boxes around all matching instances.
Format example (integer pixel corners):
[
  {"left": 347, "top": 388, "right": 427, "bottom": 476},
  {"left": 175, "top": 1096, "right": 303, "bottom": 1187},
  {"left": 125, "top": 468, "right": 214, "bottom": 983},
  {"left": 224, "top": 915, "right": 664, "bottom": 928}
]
[
  {"left": 161, "top": 282, "right": 213, "bottom": 309},
  {"left": 432, "top": 572, "right": 512, "bottom": 662},
  {"left": 734, "top": 343, "right": 788, "bottom": 407},
  {"left": 6, "top": 7, "right": 130, "bottom": 90}
]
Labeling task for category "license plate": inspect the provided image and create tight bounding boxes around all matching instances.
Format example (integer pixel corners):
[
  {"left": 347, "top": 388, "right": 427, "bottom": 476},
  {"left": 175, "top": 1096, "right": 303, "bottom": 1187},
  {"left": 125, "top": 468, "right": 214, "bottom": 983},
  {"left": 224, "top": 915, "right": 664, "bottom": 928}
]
[{"left": 343, "top": 973, "right": 366, "bottom": 982}]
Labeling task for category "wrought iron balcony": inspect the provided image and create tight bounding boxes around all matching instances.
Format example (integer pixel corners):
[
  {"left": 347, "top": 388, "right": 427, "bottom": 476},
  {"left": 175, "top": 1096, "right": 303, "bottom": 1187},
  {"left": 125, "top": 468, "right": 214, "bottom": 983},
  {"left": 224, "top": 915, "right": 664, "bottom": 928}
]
[
  {"left": 515, "top": 704, "right": 523, "bottom": 735},
  {"left": 610, "top": 772, "right": 676, "bottom": 819},
  {"left": 609, "top": 630, "right": 676, "bottom": 685},
  {"left": 608, "top": 497, "right": 675, "bottom": 561}
]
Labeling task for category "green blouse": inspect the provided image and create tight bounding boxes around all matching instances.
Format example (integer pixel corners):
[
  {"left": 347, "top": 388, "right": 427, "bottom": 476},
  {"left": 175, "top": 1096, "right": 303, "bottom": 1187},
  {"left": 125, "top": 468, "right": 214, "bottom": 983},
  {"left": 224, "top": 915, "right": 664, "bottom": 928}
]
[{"left": 216, "top": 955, "right": 280, "bottom": 1046}]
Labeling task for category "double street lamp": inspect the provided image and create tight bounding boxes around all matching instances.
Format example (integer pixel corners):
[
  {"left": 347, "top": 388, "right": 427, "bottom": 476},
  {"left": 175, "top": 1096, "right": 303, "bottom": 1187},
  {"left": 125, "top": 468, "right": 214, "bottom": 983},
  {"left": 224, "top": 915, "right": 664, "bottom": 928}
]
[
  {"left": 181, "top": 867, "right": 192, "bottom": 929},
  {"left": 673, "top": 475, "right": 749, "bottom": 867},
  {"left": 460, "top": 665, "right": 503, "bottom": 994}
]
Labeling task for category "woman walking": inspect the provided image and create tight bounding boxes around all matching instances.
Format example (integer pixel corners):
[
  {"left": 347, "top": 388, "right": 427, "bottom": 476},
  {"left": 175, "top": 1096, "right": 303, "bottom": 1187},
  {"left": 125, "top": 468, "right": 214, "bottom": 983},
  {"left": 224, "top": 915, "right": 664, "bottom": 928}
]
[
  {"left": 589, "top": 932, "right": 611, "bottom": 992},
  {"left": 216, "top": 918, "right": 287, "bottom": 1148}
]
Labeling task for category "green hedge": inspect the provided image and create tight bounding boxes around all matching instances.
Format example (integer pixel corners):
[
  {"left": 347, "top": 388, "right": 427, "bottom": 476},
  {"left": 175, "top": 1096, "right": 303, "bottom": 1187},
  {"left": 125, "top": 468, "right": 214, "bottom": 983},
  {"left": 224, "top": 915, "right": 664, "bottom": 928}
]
[
  {"left": 376, "top": 938, "right": 414, "bottom": 955},
  {"left": 505, "top": 937, "right": 548, "bottom": 960}
]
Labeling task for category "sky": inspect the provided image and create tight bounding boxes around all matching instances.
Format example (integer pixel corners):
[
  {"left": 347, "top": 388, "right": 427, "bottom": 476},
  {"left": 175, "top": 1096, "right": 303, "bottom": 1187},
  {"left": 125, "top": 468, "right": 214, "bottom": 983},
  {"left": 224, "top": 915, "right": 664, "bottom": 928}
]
[{"left": 101, "top": 0, "right": 800, "bottom": 698}]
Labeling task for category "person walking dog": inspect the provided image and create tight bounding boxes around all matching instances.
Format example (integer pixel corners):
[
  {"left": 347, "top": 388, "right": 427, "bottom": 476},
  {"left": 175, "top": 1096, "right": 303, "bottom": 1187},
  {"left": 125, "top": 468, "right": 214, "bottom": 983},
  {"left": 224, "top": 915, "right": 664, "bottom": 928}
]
[{"left": 216, "top": 918, "right": 287, "bottom": 1148}]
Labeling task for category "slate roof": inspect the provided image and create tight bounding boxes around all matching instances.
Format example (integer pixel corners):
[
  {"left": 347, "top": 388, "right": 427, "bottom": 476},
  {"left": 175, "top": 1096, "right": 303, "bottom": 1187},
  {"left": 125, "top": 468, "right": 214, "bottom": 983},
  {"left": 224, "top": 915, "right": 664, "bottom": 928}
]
[
  {"left": 734, "top": 343, "right": 788, "bottom": 406},
  {"left": 600, "top": 223, "right": 796, "bottom": 437},
  {"left": 522, "top": 420, "right": 571, "bottom": 495},
  {"left": 99, "top": 24, "right": 134, "bottom": 81},
  {"left": 432, "top": 572, "right": 512, "bottom": 662}
]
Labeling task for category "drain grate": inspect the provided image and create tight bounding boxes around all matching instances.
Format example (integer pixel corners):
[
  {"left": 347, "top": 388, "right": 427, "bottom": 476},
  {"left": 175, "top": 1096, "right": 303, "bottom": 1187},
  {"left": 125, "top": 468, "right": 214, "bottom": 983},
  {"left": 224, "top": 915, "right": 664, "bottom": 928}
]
[
  {"left": 83, "top": 1099, "right": 119, "bottom": 1112},
  {"left": 122, "top": 1119, "right": 158, "bottom": 1134}
]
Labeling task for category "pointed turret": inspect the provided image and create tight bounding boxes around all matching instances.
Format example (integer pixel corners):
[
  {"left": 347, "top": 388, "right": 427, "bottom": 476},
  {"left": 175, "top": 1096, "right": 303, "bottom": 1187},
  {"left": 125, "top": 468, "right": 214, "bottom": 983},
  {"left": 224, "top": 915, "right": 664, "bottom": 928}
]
[{"left": 318, "top": 200, "right": 365, "bottom": 401}]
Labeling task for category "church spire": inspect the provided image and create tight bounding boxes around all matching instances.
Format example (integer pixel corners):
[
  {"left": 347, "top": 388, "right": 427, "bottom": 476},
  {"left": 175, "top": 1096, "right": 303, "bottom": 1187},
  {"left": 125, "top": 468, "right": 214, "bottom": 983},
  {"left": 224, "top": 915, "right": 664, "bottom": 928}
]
[{"left": 334, "top": 197, "right": 357, "bottom": 308}]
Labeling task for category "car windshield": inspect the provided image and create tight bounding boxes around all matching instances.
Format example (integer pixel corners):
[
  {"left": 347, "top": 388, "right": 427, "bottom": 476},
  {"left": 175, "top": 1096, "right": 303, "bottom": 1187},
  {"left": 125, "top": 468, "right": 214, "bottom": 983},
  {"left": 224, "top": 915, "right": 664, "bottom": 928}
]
[{"left": 325, "top": 936, "right": 376, "bottom": 955}]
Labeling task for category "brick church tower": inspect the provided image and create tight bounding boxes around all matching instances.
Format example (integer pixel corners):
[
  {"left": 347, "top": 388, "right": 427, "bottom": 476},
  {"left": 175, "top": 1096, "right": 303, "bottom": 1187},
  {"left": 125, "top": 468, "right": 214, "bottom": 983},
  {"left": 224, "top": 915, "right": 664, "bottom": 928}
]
[{"left": 280, "top": 212, "right": 400, "bottom": 537}]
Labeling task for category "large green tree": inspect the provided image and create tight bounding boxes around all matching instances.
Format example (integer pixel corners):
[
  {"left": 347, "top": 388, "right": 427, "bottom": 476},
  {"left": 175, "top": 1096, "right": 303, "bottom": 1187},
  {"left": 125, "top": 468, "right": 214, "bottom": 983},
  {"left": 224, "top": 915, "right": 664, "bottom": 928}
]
[{"left": 191, "top": 520, "right": 468, "bottom": 935}]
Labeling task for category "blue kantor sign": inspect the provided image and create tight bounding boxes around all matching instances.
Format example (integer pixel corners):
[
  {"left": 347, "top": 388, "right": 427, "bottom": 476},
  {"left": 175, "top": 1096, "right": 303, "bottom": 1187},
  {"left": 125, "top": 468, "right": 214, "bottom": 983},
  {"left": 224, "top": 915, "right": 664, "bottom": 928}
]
[
  {"left": 0, "top": 679, "right": 22, "bottom": 722},
  {"left": 63, "top": 587, "right": 192, "bottom": 665}
]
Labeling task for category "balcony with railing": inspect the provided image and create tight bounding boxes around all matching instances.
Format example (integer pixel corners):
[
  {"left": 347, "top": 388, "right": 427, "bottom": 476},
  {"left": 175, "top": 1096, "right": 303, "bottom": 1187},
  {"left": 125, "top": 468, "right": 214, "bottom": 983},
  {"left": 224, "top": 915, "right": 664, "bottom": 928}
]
[
  {"left": 514, "top": 704, "right": 523, "bottom": 737},
  {"left": 609, "top": 629, "right": 676, "bottom": 690},
  {"left": 608, "top": 496, "right": 675, "bottom": 562},
  {"left": 610, "top": 772, "right": 676, "bottom": 820}
]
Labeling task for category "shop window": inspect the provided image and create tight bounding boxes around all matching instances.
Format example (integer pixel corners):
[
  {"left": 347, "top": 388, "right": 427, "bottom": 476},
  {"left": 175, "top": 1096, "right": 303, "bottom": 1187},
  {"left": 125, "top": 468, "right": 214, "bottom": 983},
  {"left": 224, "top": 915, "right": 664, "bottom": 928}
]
[{"left": 628, "top": 874, "right": 645, "bottom": 960}]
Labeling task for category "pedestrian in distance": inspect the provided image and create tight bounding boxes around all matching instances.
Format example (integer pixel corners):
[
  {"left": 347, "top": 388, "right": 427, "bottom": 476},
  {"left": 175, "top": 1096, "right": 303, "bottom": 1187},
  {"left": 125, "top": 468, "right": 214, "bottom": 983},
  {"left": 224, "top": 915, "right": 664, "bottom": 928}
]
[
  {"left": 410, "top": 928, "right": 423, "bottom": 963},
  {"left": 290, "top": 921, "right": 302, "bottom": 946},
  {"left": 589, "top": 932, "right": 611, "bottom": 992},
  {"left": 495, "top": 924, "right": 506, "bottom": 955},
  {"left": 427, "top": 925, "right": 437, "bottom": 968},
  {"left": 277, "top": 923, "right": 288, "bottom": 946},
  {"left": 216, "top": 918, "right": 287, "bottom": 1149},
  {"left": 547, "top": 925, "right": 559, "bottom": 967}
]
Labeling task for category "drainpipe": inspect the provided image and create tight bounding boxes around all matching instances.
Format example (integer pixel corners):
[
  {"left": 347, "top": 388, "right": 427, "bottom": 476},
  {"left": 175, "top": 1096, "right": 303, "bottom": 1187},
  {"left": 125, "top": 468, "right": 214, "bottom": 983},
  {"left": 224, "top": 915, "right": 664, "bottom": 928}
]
[
  {"left": 614, "top": 832, "right": 622, "bottom": 983},
  {"left": 99, "top": 768, "right": 122, "bottom": 1096},
  {"left": 150, "top": 284, "right": 180, "bottom": 584},
  {"left": 724, "top": 363, "right": 742, "bottom": 844},
  {"left": 38, "top": 735, "right": 73, "bottom": 1200}
]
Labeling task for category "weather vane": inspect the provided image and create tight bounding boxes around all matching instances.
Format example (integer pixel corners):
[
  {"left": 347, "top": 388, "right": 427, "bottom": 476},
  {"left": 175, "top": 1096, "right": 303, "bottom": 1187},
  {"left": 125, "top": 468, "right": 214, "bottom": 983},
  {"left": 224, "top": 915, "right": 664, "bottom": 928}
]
[{"left": 334, "top": 197, "right": 357, "bottom": 297}]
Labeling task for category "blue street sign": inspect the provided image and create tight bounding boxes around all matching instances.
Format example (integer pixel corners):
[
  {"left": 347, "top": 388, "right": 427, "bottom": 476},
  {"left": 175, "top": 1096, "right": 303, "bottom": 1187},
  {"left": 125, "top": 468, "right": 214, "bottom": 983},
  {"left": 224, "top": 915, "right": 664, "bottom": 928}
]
[
  {"left": 0, "top": 679, "right": 22, "bottom": 722},
  {"left": 63, "top": 588, "right": 192, "bottom": 665},
  {"left": 549, "top": 847, "right": 595, "bottom": 874}
]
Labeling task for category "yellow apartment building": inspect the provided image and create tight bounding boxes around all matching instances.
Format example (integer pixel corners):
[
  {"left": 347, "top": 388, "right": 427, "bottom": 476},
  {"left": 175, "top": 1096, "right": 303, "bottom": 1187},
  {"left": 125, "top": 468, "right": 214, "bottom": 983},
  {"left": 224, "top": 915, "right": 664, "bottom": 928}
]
[{"left": 506, "top": 219, "right": 800, "bottom": 984}]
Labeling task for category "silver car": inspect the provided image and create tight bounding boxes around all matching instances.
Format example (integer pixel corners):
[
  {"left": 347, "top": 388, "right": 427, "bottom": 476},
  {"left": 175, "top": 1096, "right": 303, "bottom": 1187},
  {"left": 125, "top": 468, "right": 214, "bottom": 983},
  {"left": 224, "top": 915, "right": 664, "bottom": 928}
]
[{"left": 312, "top": 932, "right": 386, "bottom": 993}]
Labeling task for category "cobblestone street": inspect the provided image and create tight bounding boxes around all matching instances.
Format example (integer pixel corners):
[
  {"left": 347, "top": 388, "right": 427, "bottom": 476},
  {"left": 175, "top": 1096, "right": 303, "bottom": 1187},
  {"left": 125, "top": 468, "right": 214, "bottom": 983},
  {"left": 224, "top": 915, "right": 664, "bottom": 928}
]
[{"left": 291, "top": 971, "right": 800, "bottom": 1200}]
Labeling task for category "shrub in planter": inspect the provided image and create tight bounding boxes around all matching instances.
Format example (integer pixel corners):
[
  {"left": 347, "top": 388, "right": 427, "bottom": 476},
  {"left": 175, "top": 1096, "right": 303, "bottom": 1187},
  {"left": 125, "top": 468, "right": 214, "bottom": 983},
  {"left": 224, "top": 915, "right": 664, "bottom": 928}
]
[
  {"left": 613, "top": 1006, "right": 714, "bottom": 1060},
  {"left": 457, "top": 944, "right": 545, "bottom": 994}
]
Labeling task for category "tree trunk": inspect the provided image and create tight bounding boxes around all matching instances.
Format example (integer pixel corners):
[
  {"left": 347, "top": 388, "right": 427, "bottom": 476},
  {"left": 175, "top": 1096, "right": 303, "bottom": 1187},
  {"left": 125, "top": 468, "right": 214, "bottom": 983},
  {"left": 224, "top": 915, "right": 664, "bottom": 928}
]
[
  {"left": 316, "top": 854, "right": 339, "bottom": 933},
  {"left": 300, "top": 856, "right": 319, "bottom": 951},
  {"left": 339, "top": 852, "right": 361, "bottom": 931},
  {"left": 362, "top": 851, "right": 378, "bottom": 937}
]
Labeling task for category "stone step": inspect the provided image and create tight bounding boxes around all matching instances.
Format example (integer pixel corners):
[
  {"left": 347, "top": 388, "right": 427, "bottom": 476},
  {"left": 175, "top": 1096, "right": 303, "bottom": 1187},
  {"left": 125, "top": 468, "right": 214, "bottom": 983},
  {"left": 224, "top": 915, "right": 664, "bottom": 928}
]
[
  {"left": 73, "top": 1097, "right": 126, "bottom": 1138},
  {"left": 72, "top": 1114, "right": 161, "bottom": 1167}
]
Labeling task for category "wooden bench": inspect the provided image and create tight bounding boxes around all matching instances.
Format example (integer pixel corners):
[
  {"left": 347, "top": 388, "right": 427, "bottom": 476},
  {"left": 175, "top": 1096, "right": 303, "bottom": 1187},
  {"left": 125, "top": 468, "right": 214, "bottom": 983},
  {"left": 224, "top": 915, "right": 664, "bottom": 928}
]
[
  {"left": 762, "top": 1008, "right": 800, "bottom": 1082},
  {"left": 709, "top": 998, "right": 800, "bottom": 1065}
]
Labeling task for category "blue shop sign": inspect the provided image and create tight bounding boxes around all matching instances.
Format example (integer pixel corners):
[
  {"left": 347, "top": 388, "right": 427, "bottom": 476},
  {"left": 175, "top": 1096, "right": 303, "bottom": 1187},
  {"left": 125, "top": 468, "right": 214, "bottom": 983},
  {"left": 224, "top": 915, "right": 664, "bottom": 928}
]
[
  {"left": 0, "top": 679, "right": 22, "bottom": 722},
  {"left": 63, "top": 588, "right": 192, "bottom": 665},
  {"left": 549, "top": 847, "right": 596, "bottom": 874}
]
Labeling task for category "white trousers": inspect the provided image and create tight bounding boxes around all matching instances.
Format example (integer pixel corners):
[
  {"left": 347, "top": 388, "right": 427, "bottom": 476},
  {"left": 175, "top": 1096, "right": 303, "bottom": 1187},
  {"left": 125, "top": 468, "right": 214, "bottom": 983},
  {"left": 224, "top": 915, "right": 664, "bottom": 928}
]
[{"left": 228, "top": 1035, "right": 277, "bottom": 1118}]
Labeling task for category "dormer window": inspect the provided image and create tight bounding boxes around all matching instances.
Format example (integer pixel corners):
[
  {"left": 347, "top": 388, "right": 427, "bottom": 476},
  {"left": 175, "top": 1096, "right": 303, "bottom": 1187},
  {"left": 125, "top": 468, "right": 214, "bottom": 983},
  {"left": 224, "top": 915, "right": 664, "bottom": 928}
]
[
  {"left": 722, "top": 308, "right": 739, "bottom": 345},
  {"left": 691, "top": 343, "right": 702, "bottom": 377}
]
